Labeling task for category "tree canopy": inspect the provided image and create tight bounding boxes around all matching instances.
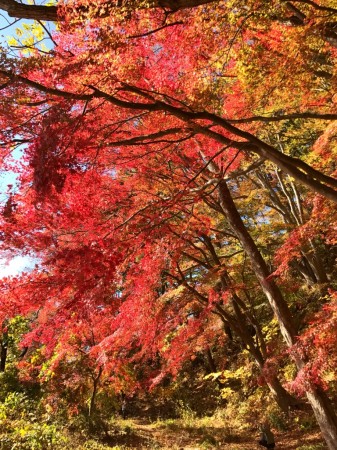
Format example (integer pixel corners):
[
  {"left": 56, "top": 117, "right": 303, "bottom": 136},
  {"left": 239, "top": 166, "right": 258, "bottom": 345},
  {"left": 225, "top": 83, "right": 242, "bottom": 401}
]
[{"left": 1, "top": 1, "right": 337, "bottom": 448}]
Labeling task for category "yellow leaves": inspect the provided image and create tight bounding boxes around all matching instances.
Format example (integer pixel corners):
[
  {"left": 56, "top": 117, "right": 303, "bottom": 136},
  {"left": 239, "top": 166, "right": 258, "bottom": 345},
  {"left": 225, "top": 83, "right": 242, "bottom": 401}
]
[
  {"left": 204, "top": 371, "right": 223, "bottom": 381},
  {"left": 16, "top": 21, "right": 45, "bottom": 41},
  {"left": 220, "top": 387, "right": 235, "bottom": 399},
  {"left": 159, "top": 285, "right": 186, "bottom": 305},
  {"left": 30, "top": 352, "right": 42, "bottom": 365},
  {"left": 323, "top": 370, "right": 336, "bottom": 383},
  {"left": 220, "top": 366, "right": 248, "bottom": 381},
  {"left": 262, "top": 318, "right": 279, "bottom": 343},
  {"left": 7, "top": 22, "right": 50, "bottom": 56},
  {"left": 7, "top": 37, "right": 19, "bottom": 47},
  {"left": 205, "top": 366, "right": 251, "bottom": 400},
  {"left": 24, "top": 23, "right": 45, "bottom": 41}
]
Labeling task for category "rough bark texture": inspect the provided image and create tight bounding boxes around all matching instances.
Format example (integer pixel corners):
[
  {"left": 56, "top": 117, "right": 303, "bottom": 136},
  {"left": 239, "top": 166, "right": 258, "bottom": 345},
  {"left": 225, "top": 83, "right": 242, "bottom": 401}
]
[
  {"left": 215, "top": 287, "right": 297, "bottom": 411},
  {"left": 0, "top": 0, "right": 216, "bottom": 22},
  {"left": 267, "top": 376, "right": 298, "bottom": 413},
  {"left": 88, "top": 367, "right": 103, "bottom": 418},
  {"left": 306, "top": 389, "right": 337, "bottom": 450},
  {"left": 0, "top": 0, "right": 58, "bottom": 20},
  {"left": 217, "top": 179, "right": 297, "bottom": 347},
  {"left": 1, "top": 0, "right": 337, "bottom": 55},
  {"left": 217, "top": 178, "right": 337, "bottom": 450},
  {"left": 0, "top": 340, "right": 7, "bottom": 372}
]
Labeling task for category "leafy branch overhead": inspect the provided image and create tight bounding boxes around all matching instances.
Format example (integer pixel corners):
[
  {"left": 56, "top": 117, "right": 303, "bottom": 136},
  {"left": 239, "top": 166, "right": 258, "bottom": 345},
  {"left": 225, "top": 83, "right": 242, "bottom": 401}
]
[{"left": 0, "top": 1, "right": 337, "bottom": 449}]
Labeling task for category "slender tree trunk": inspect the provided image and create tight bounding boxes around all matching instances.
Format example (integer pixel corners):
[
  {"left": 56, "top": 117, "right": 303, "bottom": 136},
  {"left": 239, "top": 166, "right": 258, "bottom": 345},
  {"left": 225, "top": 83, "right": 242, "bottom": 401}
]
[
  {"left": 204, "top": 347, "right": 226, "bottom": 388},
  {"left": 217, "top": 179, "right": 337, "bottom": 450},
  {"left": 0, "top": 340, "right": 7, "bottom": 372},
  {"left": 199, "top": 232, "right": 297, "bottom": 411},
  {"left": 88, "top": 367, "right": 103, "bottom": 419},
  {"left": 306, "top": 388, "right": 337, "bottom": 449},
  {"left": 205, "top": 347, "right": 217, "bottom": 373},
  {"left": 218, "top": 179, "right": 296, "bottom": 347},
  {"left": 306, "top": 242, "right": 329, "bottom": 284},
  {"left": 266, "top": 376, "right": 297, "bottom": 413},
  {"left": 216, "top": 300, "right": 297, "bottom": 412},
  {"left": 257, "top": 169, "right": 329, "bottom": 285},
  {"left": 292, "top": 256, "right": 318, "bottom": 285},
  {"left": 236, "top": 323, "right": 297, "bottom": 412}
]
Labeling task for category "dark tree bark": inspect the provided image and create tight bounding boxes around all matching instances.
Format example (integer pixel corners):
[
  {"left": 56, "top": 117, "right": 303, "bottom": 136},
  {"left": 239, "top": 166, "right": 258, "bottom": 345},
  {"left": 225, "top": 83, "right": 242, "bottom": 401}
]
[
  {"left": 1, "top": 71, "right": 337, "bottom": 203},
  {"left": 1, "top": 0, "right": 337, "bottom": 54},
  {"left": 215, "top": 301, "right": 297, "bottom": 412},
  {"left": 0, "top": 0, "right": 216, "bottom": 22},
  {"left": 0, "top": 0, "right": 58, "bottom": 21},
  {"left": 216, "top": 179, "right": 337, "bottom": 450},
  {"left": 0, "top": 339, "right": 7, "bottom": 372},
  {"left": 218, "top": 179, "right": 296, "bottom": 347},
  {"left": 88, "top": 367, "right": 103, "bottom": 419},
  {"left": 179, "top": 237, "right": 297, "bottom": 412}
]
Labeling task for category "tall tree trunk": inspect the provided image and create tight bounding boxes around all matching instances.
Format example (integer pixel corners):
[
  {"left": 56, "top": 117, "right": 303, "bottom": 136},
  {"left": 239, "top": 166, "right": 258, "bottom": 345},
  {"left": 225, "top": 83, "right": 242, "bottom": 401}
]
[
  {"left": 88, "top": 367, "right": 103, "bottom": 419},
  {"left": 218, "top": 179, "right": 296, "bottom": 347},
  {"left": 216, "top": 300, "right": 297, "bottom": 412},
  {"left": 305, "top": 242, "right": 329, "bottom": 284},
  {"left": 0, "top": 339, "right": 7, "bottom": 372},
  {"left": 217, "top": 179, "right": 337, "bottom": 450},
  {"left": 306, "top": 388, "right": 337, "bottom": 449},
  {"left": 204, "top": 347, "right": 226, "bottom": 388},
  {"left": 266, "top": 375, "right": 297, "bottom": 413},
  {"left": 186, "top": 231, "right": 297, "bottom": 411}
]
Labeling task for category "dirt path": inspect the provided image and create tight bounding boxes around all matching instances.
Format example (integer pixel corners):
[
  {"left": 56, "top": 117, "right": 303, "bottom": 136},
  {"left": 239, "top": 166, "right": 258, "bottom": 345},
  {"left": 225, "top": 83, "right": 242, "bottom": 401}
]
[{"left": 109, "top": 419, "right": 327, "bottom": 449}]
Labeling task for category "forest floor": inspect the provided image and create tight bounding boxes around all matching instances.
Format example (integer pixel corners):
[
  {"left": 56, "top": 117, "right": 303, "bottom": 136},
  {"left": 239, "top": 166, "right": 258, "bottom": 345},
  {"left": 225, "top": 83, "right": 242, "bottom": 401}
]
[{"left": 98, "top": 417, "right": 328, "bottom": 449}]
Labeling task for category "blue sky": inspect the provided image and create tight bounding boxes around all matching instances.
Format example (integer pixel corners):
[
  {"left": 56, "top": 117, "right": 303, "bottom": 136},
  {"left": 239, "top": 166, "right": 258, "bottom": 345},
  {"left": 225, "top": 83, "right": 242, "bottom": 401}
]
[
  {"left": 0, "top": 8, "right": 22, "bottom": 39},
  {"left": 0, "top": 9, "right": 35, "bottom": 200},
  {"left": 0, "top": 6, "right": 54, "bottom": 277}
]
